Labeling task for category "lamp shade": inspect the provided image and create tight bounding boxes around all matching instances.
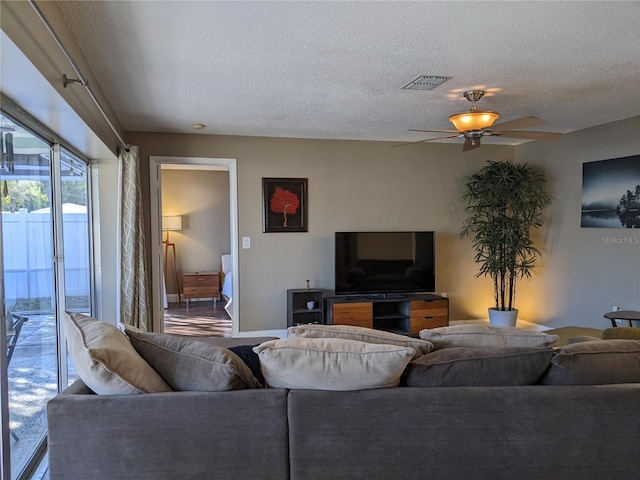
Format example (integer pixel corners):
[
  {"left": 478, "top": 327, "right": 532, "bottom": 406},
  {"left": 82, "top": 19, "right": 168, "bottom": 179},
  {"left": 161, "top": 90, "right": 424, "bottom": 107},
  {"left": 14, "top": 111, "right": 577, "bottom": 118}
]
[
  {"left": 449, "top": 111, "right": 499, "bottom": 132},
  {"left": 162, "top": 215, "right": 182, "bottom": 231}
]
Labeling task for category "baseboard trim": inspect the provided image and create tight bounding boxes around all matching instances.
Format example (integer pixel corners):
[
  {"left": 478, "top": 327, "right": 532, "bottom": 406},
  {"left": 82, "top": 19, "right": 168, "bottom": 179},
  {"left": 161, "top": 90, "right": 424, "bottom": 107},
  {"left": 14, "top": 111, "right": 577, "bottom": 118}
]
[{"left": 236, "top": 328, "right": 287, "bottom": 339}]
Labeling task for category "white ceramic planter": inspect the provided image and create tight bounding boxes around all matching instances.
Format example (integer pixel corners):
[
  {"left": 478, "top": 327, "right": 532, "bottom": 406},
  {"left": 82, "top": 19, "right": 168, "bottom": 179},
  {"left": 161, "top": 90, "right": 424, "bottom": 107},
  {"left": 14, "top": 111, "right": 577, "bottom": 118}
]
[{"left": 488, "top": 308, "right": 518, "bottom": 327}]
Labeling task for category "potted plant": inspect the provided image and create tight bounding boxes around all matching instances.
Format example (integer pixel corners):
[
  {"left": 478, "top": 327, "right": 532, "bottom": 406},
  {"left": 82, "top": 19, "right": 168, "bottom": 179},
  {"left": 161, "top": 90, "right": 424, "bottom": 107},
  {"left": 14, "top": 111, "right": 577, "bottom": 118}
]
[{"left": 460, "top": 160, "right": 552, "bottom": 326}]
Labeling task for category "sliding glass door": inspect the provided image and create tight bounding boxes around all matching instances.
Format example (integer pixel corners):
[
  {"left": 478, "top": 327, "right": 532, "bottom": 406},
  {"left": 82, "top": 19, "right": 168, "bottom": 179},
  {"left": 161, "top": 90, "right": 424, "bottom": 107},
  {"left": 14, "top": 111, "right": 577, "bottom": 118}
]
[{"left": 1, "top": 112, "right": 92, "bottom": 479}]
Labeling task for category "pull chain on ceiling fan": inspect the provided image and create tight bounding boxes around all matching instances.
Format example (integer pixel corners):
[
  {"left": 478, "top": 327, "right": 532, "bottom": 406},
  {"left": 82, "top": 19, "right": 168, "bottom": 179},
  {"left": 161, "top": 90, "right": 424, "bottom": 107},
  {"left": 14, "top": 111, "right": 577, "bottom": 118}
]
[{"left": 395, "top": 90, "right": 562, "bottom": 151}]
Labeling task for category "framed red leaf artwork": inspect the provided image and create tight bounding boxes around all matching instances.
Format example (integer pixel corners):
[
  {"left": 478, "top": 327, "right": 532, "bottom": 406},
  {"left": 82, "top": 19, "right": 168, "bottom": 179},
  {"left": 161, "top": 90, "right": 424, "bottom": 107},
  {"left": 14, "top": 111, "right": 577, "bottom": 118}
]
[{"left": 262, "top": 178, "right": 308, "bottom": 232}]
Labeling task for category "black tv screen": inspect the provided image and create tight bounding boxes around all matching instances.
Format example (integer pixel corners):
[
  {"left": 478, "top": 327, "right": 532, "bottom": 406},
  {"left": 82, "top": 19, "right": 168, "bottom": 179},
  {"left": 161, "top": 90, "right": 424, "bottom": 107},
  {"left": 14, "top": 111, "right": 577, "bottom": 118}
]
[{"left": 335, "top": 231, "right": 435, "bottom": 295}]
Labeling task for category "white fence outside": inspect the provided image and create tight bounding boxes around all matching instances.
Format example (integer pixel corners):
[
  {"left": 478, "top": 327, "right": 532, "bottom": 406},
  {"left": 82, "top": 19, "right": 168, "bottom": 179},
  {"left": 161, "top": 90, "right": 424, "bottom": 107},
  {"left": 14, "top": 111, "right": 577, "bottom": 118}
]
[{"left": 2, "top": 208, "right": 89, "bottom": 310}]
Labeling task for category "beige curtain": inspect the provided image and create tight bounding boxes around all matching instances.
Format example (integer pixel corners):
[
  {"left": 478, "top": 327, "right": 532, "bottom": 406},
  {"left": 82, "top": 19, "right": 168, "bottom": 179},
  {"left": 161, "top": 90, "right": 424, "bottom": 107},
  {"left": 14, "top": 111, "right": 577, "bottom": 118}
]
[{"left": 118, "top": 146, "right": 151, "bottom": 331}]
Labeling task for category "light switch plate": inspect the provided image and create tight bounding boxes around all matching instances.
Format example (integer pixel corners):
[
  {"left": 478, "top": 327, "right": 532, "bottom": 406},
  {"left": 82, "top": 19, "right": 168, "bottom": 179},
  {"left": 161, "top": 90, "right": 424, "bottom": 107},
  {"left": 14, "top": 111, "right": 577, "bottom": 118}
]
[{"left": 242, "top": 237, "right": 251, "bottom": 249}]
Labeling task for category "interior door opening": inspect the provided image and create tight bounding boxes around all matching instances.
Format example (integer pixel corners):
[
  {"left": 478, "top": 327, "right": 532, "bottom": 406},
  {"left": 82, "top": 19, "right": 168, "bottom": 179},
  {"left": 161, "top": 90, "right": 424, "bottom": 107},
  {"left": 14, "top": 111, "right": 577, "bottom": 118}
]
[{"left": 149, "top": 157, "right": 239, "bottom": 336}]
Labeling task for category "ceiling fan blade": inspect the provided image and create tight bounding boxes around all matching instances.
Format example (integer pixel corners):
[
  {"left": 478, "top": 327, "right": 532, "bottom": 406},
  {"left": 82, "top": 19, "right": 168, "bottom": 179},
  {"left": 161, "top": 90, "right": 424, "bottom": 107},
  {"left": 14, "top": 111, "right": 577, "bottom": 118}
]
[
  {"left": 492, "top": 116, "right": 546, "bottom": 132},
  {"left": 498, "top": 130, "right": 563, "bottom": 141},
  {"left": 409, "top": 128, "right": 459, "bottom": 134},
  {"left": 392, "top": 134, "right": 459, "bottom": 148},
  {"left": 463, "top": 137, "right": 481, "bottom": 152}
]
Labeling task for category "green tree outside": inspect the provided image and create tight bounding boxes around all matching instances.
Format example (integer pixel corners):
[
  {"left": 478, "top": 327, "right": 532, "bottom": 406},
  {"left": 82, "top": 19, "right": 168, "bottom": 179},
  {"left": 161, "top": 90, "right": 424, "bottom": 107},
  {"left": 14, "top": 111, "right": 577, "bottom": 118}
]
[{"left": 1, "top": 180, "right": 87, "bottom": 212}]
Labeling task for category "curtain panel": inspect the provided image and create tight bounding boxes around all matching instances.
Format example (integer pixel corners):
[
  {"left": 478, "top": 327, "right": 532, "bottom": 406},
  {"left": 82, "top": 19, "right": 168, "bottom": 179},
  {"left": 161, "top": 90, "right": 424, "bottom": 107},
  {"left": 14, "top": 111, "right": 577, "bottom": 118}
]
[{"left": 118, "top": 146, "right": 151, "bottom": 331}]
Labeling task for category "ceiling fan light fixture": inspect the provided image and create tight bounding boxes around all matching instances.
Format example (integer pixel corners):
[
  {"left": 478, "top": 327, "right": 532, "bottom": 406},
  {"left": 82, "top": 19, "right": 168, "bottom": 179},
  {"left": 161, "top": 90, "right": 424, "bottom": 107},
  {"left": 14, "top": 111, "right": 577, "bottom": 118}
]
[{"left": 449, "top": 111, "right": 499, "bottom": 131}]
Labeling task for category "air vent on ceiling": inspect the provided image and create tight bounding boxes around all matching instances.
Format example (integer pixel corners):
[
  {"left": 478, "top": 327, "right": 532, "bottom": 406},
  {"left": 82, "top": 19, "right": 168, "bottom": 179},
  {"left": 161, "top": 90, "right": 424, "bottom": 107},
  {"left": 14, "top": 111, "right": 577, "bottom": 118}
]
[{"left": 402, "top": 75, "right": 451, "bottom": 91}]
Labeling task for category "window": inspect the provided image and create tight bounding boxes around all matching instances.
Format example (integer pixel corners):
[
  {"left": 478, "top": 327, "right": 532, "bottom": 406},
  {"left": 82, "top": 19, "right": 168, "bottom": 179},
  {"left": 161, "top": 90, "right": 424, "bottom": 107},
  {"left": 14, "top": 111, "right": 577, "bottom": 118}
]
[{"left": 1, "top": 112, "right": 93, "bottom": 479}]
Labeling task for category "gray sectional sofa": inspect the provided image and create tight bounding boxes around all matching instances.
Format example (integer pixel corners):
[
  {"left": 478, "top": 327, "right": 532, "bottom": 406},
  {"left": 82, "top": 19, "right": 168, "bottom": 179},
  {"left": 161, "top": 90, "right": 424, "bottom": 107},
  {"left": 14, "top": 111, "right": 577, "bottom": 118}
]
[
  {"left": 48, "top": 379, "right": 639, "bottom": 479},
  {"left": 48, "top": 319, "right": 640, "bottom": 479}
]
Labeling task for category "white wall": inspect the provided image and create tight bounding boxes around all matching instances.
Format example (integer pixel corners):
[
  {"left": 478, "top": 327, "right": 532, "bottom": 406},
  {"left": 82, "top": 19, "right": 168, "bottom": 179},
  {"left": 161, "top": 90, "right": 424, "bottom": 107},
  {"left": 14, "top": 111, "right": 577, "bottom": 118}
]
[{"left": 93, "top": 157, "right": 119, "bottom": 323}]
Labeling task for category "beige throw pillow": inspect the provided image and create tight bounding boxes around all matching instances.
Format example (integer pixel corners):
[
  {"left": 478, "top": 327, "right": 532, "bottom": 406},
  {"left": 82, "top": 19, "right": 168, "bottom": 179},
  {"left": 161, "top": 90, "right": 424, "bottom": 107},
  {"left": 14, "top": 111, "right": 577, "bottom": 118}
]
[
  {"left": 127, "top": 330, "right": 262, "bottom": 391},
  {"left": 64, "top": 312, "right": 171, "bottom": 395},
  {"left": 288, "top": 324, "right": 433, "bottom": 359},
  {"left": 253, "top": 337, "right": 415, "bottom": 391},
  {"left": 419, "top": 324, "right": 558, "bottom": 349}
]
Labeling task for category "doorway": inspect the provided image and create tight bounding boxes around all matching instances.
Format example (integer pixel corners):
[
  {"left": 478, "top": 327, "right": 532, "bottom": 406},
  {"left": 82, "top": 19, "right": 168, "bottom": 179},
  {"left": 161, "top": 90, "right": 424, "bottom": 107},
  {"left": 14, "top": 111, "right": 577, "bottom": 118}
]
[{"left": 149, "top": 156, "right": 239, "bottom": 336}]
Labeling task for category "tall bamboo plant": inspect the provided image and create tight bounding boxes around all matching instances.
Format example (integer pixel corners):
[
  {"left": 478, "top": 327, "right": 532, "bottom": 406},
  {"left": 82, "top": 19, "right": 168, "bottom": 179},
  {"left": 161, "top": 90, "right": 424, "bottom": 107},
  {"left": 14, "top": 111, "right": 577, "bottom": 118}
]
[{"left": 460, "top": 160, "right": 552, "bottom": 311}]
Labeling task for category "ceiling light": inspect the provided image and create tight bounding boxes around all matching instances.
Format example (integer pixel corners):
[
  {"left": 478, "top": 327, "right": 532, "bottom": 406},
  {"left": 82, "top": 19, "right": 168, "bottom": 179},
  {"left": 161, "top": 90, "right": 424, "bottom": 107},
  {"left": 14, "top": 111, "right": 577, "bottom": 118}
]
[
  {"left": 449, "top": 90, "right": 499, "bottom": 131},
  {"left": 192, "top": 123, "right": 206, "bottom": 130},
  {"left": 449, "top": 111, "right": 499, "bottom": 131}
]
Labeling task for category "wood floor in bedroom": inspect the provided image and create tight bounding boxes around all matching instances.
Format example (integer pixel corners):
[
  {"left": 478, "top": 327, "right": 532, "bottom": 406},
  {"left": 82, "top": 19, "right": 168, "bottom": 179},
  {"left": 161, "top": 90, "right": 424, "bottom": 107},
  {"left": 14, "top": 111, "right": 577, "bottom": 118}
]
[{"left": 164, "top": 300, "right": 232, "bottom": 337}]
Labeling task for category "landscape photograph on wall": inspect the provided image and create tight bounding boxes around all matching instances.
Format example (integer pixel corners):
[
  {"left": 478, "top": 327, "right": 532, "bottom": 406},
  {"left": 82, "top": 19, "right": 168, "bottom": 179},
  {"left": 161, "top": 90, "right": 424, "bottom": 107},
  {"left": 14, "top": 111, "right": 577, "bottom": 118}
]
[{"left": 581, "top": 155, "right": 640, "bottom": 228}]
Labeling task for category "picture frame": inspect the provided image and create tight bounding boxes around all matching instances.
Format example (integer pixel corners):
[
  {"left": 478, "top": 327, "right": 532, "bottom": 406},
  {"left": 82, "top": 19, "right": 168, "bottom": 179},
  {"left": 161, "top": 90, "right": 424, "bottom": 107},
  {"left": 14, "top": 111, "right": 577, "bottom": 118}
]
[
  {"left": 581, "top": 155, "right": 640, "bottom": 228},
  {"left": 262, "top": 177, "right": 308, "bottom": 232}
]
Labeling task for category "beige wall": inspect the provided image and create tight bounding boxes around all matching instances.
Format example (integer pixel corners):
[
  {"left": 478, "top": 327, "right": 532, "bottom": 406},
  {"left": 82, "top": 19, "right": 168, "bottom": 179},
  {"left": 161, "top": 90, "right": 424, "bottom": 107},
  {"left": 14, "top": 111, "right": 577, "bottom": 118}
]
[
  {"left": 129, "top": 117, "right": 640, "bottom": 332},
  {"left": 128, "top": 133, "right": 508, "bottom": 332},
  {"left": 161, "top": 169, "right": 230, "bottom": 296},
  {"left": 516, "top": 116, "right": 640, "bottom": 327}
]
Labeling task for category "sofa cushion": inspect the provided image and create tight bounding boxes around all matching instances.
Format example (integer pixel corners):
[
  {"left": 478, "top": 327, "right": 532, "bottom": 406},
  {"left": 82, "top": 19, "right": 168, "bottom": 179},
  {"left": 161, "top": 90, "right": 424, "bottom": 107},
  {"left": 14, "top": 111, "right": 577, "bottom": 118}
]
[
  {"left": 540, "top": 339, "right": 640, "bottom": 385},
  {"left": 253, "top": 337, "right": 415, "bottom": 391},
  {"left": 64, "top": 312, "right": 171, "bottom": 395},
  {"left": 288, "top": 324, "right": 433, "bottom": 359},
  {"left": 127, "top": 330, "right": 262, "bottom": 391},
  {"left": 404, "top": 346, "right": 553, "bottom": 387},
  {"left": 601, "top": 327, "right": 640, "bottom": 341},
  {"left": 419, "top": 324, "right": 558, "bottom": 349}
]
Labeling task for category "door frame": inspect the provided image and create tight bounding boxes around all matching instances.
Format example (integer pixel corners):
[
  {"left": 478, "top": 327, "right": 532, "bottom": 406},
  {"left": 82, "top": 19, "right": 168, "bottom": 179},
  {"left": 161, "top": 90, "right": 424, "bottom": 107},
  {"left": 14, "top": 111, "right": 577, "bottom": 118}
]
[{"left": 149, "top": 156, "right": 239, "bottom": 335}]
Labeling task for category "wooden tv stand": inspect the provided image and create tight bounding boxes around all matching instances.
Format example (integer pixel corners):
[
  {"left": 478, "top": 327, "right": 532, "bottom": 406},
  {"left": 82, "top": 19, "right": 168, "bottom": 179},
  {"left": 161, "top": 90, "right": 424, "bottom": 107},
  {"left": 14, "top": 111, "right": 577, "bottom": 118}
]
[{"left": 324, "top": 293, "right": 448, "bottom": 336}]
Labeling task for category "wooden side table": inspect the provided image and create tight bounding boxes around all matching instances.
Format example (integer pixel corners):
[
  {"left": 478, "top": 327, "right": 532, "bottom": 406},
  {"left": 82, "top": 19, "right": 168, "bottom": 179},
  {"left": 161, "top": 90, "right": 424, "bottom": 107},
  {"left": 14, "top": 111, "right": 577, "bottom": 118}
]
[
  {"left": 604, "top": 310, "right": 640, "bottom": 328},
  {"left": 183, "top": 272, "right": 220, "bottom": 304}
]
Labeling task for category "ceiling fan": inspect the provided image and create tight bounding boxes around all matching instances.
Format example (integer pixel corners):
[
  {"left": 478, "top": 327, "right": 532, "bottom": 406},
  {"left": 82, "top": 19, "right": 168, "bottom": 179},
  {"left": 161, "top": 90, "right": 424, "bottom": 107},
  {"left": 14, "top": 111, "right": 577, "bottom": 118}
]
[{"left": 396, "top": 90, "right": 562, "bottom": 152}]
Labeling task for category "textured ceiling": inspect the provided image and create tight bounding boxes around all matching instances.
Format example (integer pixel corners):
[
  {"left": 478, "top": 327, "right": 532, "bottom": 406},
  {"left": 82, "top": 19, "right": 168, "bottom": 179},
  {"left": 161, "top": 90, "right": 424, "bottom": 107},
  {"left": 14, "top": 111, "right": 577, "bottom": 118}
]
[{"left": 56, "top": 1, "right": 640, "bottom": 146}]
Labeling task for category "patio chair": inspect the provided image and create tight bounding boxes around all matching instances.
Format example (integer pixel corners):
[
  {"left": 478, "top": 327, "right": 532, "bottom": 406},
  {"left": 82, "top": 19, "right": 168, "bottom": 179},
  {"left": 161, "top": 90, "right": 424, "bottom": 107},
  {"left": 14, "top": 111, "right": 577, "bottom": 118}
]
[
  {"left": 7, "top": 312, "right": 28, "bottom": 364},
  {"left": 6, "top": 312, "right": 28, "bottom": 442}
]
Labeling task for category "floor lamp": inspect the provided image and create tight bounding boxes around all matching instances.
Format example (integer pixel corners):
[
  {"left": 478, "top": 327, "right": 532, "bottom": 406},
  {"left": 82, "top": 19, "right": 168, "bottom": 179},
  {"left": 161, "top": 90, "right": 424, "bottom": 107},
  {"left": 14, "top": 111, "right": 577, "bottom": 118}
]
[{"left": 162, "top": 215, "right": 182, "bottom": 303}]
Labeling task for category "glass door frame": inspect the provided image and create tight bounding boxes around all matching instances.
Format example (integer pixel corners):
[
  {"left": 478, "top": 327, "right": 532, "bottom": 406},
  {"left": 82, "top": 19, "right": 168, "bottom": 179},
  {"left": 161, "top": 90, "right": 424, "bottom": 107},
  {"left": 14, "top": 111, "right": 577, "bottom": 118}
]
[{"left": 0, "top": 109, "right": 95, "bottom": 479}]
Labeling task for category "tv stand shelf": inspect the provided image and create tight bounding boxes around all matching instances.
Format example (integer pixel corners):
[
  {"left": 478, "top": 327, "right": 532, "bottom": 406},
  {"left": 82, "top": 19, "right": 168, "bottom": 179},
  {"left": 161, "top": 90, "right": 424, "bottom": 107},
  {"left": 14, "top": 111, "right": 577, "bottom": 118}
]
[{"left": 324, "top": 293, "right": 448, "bottom": 336}]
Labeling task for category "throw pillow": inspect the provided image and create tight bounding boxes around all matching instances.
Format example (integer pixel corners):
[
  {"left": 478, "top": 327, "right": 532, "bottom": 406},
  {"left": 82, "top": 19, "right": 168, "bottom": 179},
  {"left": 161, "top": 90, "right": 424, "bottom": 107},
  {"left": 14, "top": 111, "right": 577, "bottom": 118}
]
[
  {"left": 601, "top": 327, "right": 640, "bottom": 341},
  {"left": 545, "top": 326, "right": 604, "bottom": 347},
  {"left": 288, "top": 324, "right": 433, "bottom": 359},
  {"left": 565, "top": 336, "right": 602, "bottom": 345},
  {"left": 253, "top": 337, "right": 415, "bottom": 391},
  {"left": 419, "top": 324, "right": 559, "bottom": 349},
  {"left": 64, "top": 312, "right": 172, "bottom": 395},
  {"left": 404, "top": 346, "right": 553, "bottom": 387},
  {"left": 127, "top": 330, "right": 262, "bottom": 391},
  {"left": 540, "top": 339, "right": 640, "bottom": 385},
  {"left": 228, "top": 344, "right": 265, "bottom": 386}
]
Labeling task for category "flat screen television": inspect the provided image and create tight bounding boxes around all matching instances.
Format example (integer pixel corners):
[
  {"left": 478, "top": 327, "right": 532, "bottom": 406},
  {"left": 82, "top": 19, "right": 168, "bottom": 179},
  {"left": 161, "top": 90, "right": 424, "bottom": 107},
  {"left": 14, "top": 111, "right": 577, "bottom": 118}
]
[{"left": 335, "top": 231, "right": 435, "bottom": 296}]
